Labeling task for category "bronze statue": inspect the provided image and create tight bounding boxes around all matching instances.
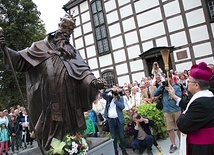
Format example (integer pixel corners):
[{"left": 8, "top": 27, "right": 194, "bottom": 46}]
[{"left": 0, "top": 14, "right": 104, "bottom": 150}]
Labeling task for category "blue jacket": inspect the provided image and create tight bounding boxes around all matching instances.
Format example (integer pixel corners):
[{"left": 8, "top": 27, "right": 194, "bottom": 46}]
[
  {"left": 154, "top": 84, "right": 181, "bottom": 113},
  {"left": 0, "top": 127, "right": 9, "bottom": 142},
  {"left": 101, "top": 89, "right": 125, "bottom": 124}
]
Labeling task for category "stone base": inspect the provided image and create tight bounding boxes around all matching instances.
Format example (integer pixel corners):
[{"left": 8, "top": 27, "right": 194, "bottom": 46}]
[
  {"left": 19, "top": 137, "right": 114, "bottom": 155},
  {"left": 87, "top": 137, "right": 114, "bottom": 155}
]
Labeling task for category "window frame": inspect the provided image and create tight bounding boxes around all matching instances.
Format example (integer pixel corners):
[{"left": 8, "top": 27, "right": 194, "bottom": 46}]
[{"left": 90, "top": 0, "right": 111, "bottom": 55}]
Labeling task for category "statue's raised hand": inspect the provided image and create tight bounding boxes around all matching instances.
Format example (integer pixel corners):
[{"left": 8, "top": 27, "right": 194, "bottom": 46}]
[{"left": 93, "top": 78, "right": 107, "bottom": 90}]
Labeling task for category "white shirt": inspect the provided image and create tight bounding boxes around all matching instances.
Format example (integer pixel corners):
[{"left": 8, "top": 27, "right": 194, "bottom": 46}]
[{"left": 108, "top": 98, "right": 118, "bottom": 118}]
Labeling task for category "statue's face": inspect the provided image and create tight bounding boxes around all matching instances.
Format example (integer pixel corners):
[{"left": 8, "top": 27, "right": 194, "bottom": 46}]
[{"left": 59, "top": 25, "right": 74, "bottom": 36}]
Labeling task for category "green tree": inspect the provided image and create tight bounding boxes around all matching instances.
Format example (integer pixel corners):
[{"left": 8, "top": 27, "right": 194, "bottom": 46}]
[{"left": 0, "top": 0, "right": 46, "bottom": 109}]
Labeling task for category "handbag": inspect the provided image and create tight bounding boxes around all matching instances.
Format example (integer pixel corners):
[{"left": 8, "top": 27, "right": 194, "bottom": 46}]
[
  {"left": 156, "top": 96, "right": 163, "bottom": 110},
  {"left": 98, "top": 113, "right": 104, "bottom": 121},
  {"left": 156, "top": 87, "right": 165, "bottom": 110},
  {"left": 102, "top": 120, "right": 110, "bottom": 132}
]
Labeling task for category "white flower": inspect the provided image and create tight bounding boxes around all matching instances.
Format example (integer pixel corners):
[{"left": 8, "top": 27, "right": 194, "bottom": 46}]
[{"left": 72, "top": 142, "right": 78, "bottom": 149}]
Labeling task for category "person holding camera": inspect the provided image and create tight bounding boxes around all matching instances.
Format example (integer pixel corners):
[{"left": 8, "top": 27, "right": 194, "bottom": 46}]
[
  {"left": 130, "top": 113, "right": 155, "bottom": 155},
  {"left": 154, "top": 75, "right": 182, "bottom": 153},
  {"left": 101, "top": 86, "right": 129, "bottom": 155},
  {"left": 151, "top": 62, "right": 165, "bottom": 85}
]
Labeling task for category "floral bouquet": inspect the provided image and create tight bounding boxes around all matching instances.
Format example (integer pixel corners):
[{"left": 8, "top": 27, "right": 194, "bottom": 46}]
[{"left": 48, "top": 134, "right": 89, "bottom": 155}]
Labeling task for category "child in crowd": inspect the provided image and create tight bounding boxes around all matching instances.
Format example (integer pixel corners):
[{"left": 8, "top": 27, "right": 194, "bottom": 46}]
[
  {"left": 8, "top": 115, "right": 20, "bottom": 153},
  {"left": 0, "top": 122, "right": 9, "bottom": 155},
  {"left": 84, "top": 112, "right": 96, "bottom": 137}
]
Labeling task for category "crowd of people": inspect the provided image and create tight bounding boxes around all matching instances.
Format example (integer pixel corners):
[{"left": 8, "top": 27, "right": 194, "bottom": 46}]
[
  {"left": 84, "top": 61, "right": 214, "bottom": 155},
  {"left": 0, "top": 62, "right": 213, "bottom": 155},
  {"left": 0, "top": 105, "right": 34, "bottom": 155}
]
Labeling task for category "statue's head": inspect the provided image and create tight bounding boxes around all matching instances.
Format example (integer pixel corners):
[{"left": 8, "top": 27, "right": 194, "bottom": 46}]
[{"left": 58, "top": 13, "right": 76, "bottom": 35}]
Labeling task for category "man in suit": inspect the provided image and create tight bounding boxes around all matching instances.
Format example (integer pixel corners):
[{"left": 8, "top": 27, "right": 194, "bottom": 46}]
[
  {"left": 168, "top": 62, "right": 214, "bottom": 155},
  {"left": 101, "top": 86, "right": 129, "bottom": 155}
]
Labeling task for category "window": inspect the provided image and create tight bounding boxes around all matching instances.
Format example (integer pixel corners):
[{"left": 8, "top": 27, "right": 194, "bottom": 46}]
[
  {"left": 91, "top": 0, "right": 110, "bottom": 54},
  {"left": 102, "top": 70, "right": 116, "bottom": 88},
  {"left": 206, "top": 0, "right": 214, "bottom": 22}
]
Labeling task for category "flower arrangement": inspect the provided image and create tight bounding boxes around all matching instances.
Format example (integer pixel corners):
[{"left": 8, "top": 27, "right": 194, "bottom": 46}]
[{"left": 48, "top": 134, "right": 89, "bottom": 155}]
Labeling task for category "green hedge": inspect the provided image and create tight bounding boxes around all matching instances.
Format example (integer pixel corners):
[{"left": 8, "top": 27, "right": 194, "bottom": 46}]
[{"left": 124, "top": 103, "right": 168, "bottom": 140}]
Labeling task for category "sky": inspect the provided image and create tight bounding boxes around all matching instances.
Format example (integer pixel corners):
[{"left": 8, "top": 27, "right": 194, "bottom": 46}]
[{"left": 32, "top": 0, "right": 70, "bottom": 33}]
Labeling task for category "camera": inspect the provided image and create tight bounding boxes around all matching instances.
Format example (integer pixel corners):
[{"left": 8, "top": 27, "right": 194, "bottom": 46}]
[
  {"left": 136, "top": 114, "right": 141, "bottom": 119},
  {"left": 162, "top": 81, "right": 168, "bottom": 87},
  {"left": 112, "top": 91, "right": 119, "bottom": 96}
]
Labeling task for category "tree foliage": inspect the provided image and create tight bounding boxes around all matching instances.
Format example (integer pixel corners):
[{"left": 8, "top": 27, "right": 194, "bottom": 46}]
[{"left": 0, "top": 0, "right": 46, "bottom": 109}]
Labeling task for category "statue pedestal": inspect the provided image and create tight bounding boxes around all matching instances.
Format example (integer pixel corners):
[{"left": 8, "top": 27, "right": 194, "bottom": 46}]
[
  {"left": 87, "top": 137, "right": 114, "bottom": 155},
  {"left": 19, "top": 137, "right": 114, "bottom": 155}
]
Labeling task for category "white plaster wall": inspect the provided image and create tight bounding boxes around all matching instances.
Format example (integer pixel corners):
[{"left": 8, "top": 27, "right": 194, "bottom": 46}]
[
  {"left": 118, "top": 75, "right": 130, "bottom": 86},
  {"left": 142, "top": 41, "right": 153, "bottom": 52},
  {"left": 170, "top": 31, "right": 188, "bottom": 47},
  {"left": 81, "top": 11, "right": 90, "bottom": 23},
  {"left": 167, "top": 15, "right": 184, "bottom": 32},
  {"left": 164, "top": 1, "right": 181, "bottom": 17},
  {"left": 75, "top": 37, "right": 84, "bottom": 49},
  {"left": 80, "top": 1, "right": 89, "bottom": 13},
  {"left": 116, "top": 63, "right": 128, "bottom": 75},
  {"left": 70, "top": 36, "right": 74, "bottom": 45},
  {"left": 106, "top": 11, "right": 119, "bottom": 24},
  {"left": 134, "top": 0, "right": 159, "bottom": 13},
  {"left": 111, "top": 36, "right": 124, "bottom": 50},
  {"left": 175, "top": 61, "right": 193, "bottom": 72},
  {"left": 193, "top": 42, "right": 213, "bottom": 58},
  {"left": 118, "top": 0, "right": 130, "bottom": 6},
  {"left": 189, "top": 25, "right": 209, "bottom": 43},
  {"left": 113, "top": 49, "right": 126, "bottom": 63},
  {"left": 119, "top": 5, "right": 133, "bottom": 19},
  {"left": 186, "top": 9, "right": 205, "bottom": 27},
  {"left": 127, "top": 45, "right": 141, "bottom": 59},
  {"left": 137, "top": 8, "right": 162, "bottom": 27},
  {"left": 182, "top": 0, "right": 202, "bottom": 11},
  {"left": 79, "top": 49, "right": 86, "bottom": 60},
  {"left": 122, "top": 17, "right": 136, "bottom": 32},
  {"left": 88, "top": 58, "right": 98, "bottom": 70},
  {"left": 132, "top": 72, "right": 145, "bottom": 84},
  {"left": 84, "top": 34, "right": 94, "bottom": 46},
  {"left": 125, "top": 31, "right": 139, "bottom": 46},
  {"left": 156, "top": 37, "right": 168, "bottom": 47},
  {"left": 74, "top": 26, "right": 82, "bottom": 38},
  {"left": 104, "top": 0, "right": 116, "bottom": 13},
  {"left": 86, "top": 45, "right": 96, "bottom": 58},
  {"left": 140, "top": 22, "right": 165, "bottom": 40},
  {"left": 99, "top": 54, "right": 113, "bottom": 67},
  {"left": 92, "top": 70, "right": 100, "bottom": 78},
  {"left": 82, "top": 22, "right": 92, "bottom": 34},
  {"left": 173, "top": 47, "right": 191, "bottom": 62},
  {"left": 196, "top": 57, "right": 214, "bottom": 65},
  {"left": 130, "top": 60, "right": 144, "bottom": 72},
  {"left": 109, "top": 23, "right": 121, "bottom": 37}
]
